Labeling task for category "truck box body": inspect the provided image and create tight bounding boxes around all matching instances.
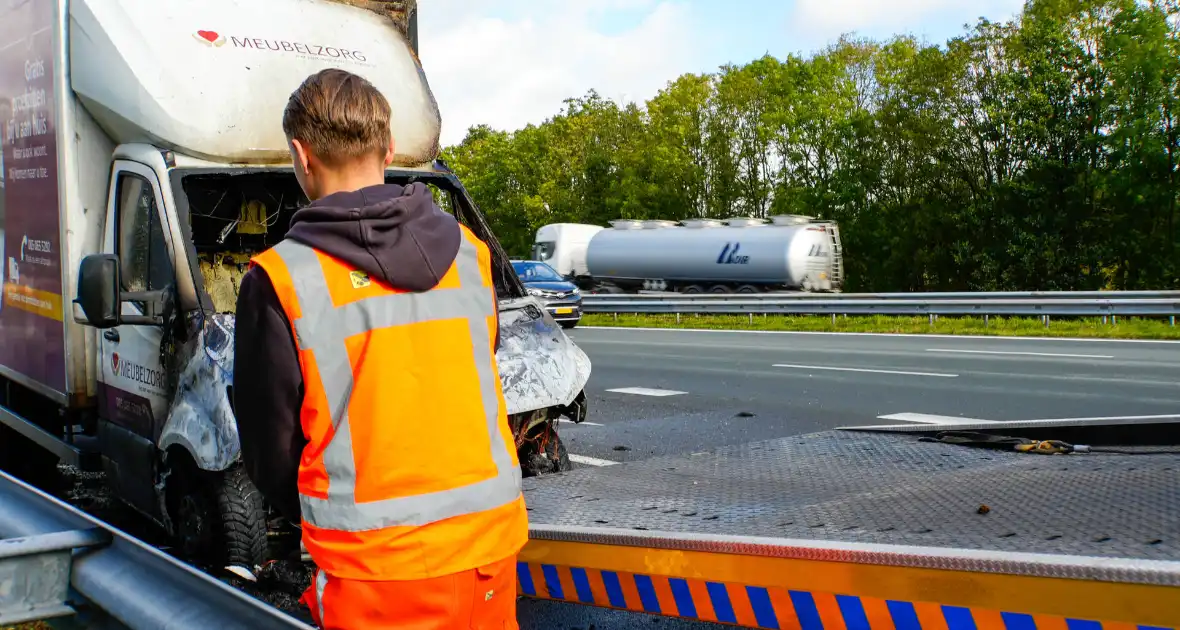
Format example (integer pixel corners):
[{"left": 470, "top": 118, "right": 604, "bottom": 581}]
[
  {"left": 69, "top": 0, "right": 440, "bottom": 166},
  {"left": 0, "top": 0, "right": 589, "bottom": 567},
  {"left": 1, "top": 0, "right": 70, "bottom": 397}
]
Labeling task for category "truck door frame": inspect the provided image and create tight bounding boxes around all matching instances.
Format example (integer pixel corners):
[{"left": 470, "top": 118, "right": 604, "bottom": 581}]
[{"left": 95, "top": 159, "right": 181, "bottom": 522}]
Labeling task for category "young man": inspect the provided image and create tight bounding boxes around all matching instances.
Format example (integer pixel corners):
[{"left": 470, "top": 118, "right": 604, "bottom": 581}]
[{"left": 233, "top": 68, "right": 528, "bottom": 629}]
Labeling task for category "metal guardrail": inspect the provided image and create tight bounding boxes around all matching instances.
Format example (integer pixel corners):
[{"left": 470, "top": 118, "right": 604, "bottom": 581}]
[
  {"left": 0, "top": 470, "right": 312, "bottom": 630},
  {"left": 581, "top": 292, "right": 1180, "bottom": 317},
  {"left": 761, "top": 290, "right": 1180, "bottom": 300},
  {"left": 625, "top": 290, "right": 1180, "bottom": 300}
]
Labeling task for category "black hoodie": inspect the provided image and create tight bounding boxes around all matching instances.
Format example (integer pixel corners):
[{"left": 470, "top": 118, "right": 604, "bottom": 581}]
[{"left": 232, "top": 183, "right": 498, "bottom": 522}]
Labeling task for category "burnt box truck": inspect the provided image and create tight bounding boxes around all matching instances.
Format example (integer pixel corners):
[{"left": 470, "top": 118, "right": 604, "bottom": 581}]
[{"left": 0, "top": 0, "right": 590, "bottom": 570}]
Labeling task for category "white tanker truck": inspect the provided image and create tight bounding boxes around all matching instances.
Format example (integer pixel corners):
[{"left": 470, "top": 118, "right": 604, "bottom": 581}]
[{"left": 532, "top": 216, "right": 845, "bottom": 293}]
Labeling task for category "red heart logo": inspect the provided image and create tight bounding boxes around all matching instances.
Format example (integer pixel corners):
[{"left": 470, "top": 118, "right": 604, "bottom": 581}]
[
  {"left": 111, "top": 352, "right": 119, "bottom": 374},
  {"left": 197, "top": 30, "right": 219, "bottom": 43}
]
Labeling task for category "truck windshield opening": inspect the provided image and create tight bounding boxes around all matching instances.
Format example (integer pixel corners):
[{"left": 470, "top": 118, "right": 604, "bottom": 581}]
[{"left": 177, "top": 168, "right": 514, "bottom": 314}]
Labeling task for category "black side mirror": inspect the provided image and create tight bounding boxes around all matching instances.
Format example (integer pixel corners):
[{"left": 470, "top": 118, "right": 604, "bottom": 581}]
[{"left": 75, "top": 254, "right": 121, "bottom": 328}]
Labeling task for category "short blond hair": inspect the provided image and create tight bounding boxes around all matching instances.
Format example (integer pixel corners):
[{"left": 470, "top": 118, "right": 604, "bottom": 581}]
[{"left": 282, "top": 68, "right": 391, "bottom": 165}]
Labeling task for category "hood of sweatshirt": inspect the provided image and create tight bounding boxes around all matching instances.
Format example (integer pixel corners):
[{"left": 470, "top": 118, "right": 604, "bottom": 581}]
[{"left": 285, "top": 182, "right": 460, "bottom": 292}]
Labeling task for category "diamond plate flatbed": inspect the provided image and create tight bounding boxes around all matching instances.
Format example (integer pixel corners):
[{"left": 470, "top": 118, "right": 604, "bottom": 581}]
[
  {"left": 517, "top": 426, "right": 1180, "bottom": 629},
  {"left": 524, "top": 429, "right": 1179, "bottom": 560}
]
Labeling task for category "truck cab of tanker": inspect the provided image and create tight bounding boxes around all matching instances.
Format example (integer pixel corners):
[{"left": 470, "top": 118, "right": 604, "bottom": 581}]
[
  {"left": 0, "top": 0, "right": 589, "bottom": 570},
  {"left": 531, "top": 223, "right": 604, "bottom": 279}
]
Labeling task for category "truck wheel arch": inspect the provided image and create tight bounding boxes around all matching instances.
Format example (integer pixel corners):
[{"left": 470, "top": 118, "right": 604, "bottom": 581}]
[
  {"left": 158, "top": 405, "right": 240, "bottom": 474},
  {"left": 159, "top": 312, "right": 242, "bottom": 473}
]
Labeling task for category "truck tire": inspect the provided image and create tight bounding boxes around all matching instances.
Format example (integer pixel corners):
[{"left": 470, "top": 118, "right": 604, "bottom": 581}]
[{"left": 172, "top": 463, "right": 268, "bottom": 570}]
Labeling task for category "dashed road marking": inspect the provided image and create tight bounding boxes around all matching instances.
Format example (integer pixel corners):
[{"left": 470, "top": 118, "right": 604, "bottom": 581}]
[
  {"left": 925, "top": 348, "right": 1114, "bottom": 359},
  {"left": 569, "top": 454, "right": 619, "bottom": 467},
  {"left": 605, "top": 387, "right": 688, "bottom": 397},
  {"left": 772, "top": 364, "right": 959, "bottom": 378},
  {"left": 559, "top": 418, "right": 604, "bottom": 426}
]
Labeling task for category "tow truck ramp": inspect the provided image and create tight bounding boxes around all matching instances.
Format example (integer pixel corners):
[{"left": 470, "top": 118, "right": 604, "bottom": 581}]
[{"left": 519, "top": 423, "right": 1180, "bottom": 629}]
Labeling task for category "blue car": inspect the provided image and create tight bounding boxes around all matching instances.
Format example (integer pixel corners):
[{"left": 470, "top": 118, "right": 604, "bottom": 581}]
[{"left": 512, "top": 260, "right": 582, "bottom": 329}]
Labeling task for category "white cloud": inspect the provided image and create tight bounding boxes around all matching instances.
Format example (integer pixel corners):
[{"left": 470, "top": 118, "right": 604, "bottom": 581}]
[
  {"left": 787, "top": 0, "right": 1023, "bottom": 46},
  {"left": 415, "top": 0, "right": 1024, "bottom": 147},
  {"left": 418, "top": 1, "right": 709, "bottom": 146}
]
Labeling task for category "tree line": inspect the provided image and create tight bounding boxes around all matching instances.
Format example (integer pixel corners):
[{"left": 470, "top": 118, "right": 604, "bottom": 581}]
[{"left": 441, "top": 0, "right": 1180, "bottom": 292}]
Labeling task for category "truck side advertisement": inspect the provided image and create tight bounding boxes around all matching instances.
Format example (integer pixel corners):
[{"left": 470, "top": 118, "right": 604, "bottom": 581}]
[{"left": 1, "top": 0, "right": 66, "bottom": 394}]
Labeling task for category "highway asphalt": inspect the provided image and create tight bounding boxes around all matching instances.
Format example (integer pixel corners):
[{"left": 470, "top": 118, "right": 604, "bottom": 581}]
[
  {"left": 521, "top": 326, "right": 1180, "bottom": 628},
  {"left": 555, "top": 326, "right": 1180, "bottom": 466}
]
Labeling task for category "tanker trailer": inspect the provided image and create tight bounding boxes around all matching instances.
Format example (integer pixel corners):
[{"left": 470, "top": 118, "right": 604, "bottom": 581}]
[{"left": 536, "top": 216, "right": 843, "bottom": 294}]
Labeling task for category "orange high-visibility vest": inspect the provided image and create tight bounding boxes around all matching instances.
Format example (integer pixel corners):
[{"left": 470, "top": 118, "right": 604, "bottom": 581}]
[{"left": 250, "top": 224, "right": 528, "bottom": 582}]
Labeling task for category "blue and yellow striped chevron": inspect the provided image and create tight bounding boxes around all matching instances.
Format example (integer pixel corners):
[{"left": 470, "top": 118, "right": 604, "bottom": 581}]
[{"left": 517, "top": 561, "right": 1174, "bottom": 629}]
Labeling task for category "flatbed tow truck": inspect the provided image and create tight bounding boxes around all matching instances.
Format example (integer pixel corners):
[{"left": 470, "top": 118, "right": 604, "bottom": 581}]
[{"left": 516, "top": 418, "right": 1180, "bottom": 629}]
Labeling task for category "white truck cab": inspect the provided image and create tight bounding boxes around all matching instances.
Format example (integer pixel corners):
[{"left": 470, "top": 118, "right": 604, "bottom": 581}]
[{"left": 532, "top": 223, "right": 604, "bottom": 278}]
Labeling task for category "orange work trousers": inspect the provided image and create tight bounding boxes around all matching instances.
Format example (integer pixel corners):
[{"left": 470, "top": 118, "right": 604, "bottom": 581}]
[{"left": 301, "top": 555, "right": 520, "bottom": 630}]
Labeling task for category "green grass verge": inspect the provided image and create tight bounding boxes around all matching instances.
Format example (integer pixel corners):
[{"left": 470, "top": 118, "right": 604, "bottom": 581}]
[{"left": 580, "top": 313, "right": 1180, "bottom": 340}]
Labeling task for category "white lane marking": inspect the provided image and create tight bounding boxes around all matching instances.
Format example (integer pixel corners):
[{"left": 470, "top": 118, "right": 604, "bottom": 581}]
[
  {"left": 577, "top": 326, "right": 1180, "bottom": 345},
  {"left": 877, "top": 412, "right": 985, "bottom": 425},
  {"left": 772, "top": 364, "right": 959, "bottom": 378},
  {"left": 925, "top": 348, "right": 1114, "bottom": 359},
  {"left": 606, "top": 387, "right": 688, "bottom": 397},
  {"left": 569, "top": 454, "right": 619, "bottom": 467},
  {"left": 559, "top": 419, "right": 604, "bottom": 426}
]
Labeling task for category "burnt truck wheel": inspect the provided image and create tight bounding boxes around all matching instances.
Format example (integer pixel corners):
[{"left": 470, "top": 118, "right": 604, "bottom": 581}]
[
  {"left": 543, "top": 433, "right": 571, "bottom": 473},
  {"left": 172, "top": 463, "right": 268, "bottom": 570},
  {"left": 520, "top": 427, "right": 572, "bottom": 476}
]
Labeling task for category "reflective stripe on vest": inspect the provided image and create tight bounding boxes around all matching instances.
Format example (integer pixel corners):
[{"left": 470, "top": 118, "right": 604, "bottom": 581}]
[{"left": 270, "top": 235, "right": 521, "bottom": 532}]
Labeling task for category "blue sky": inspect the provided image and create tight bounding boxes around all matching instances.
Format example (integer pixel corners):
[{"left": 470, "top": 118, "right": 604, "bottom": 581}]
[{"left": 421, "top": 0, "right": 1025, "bottom": 146}]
